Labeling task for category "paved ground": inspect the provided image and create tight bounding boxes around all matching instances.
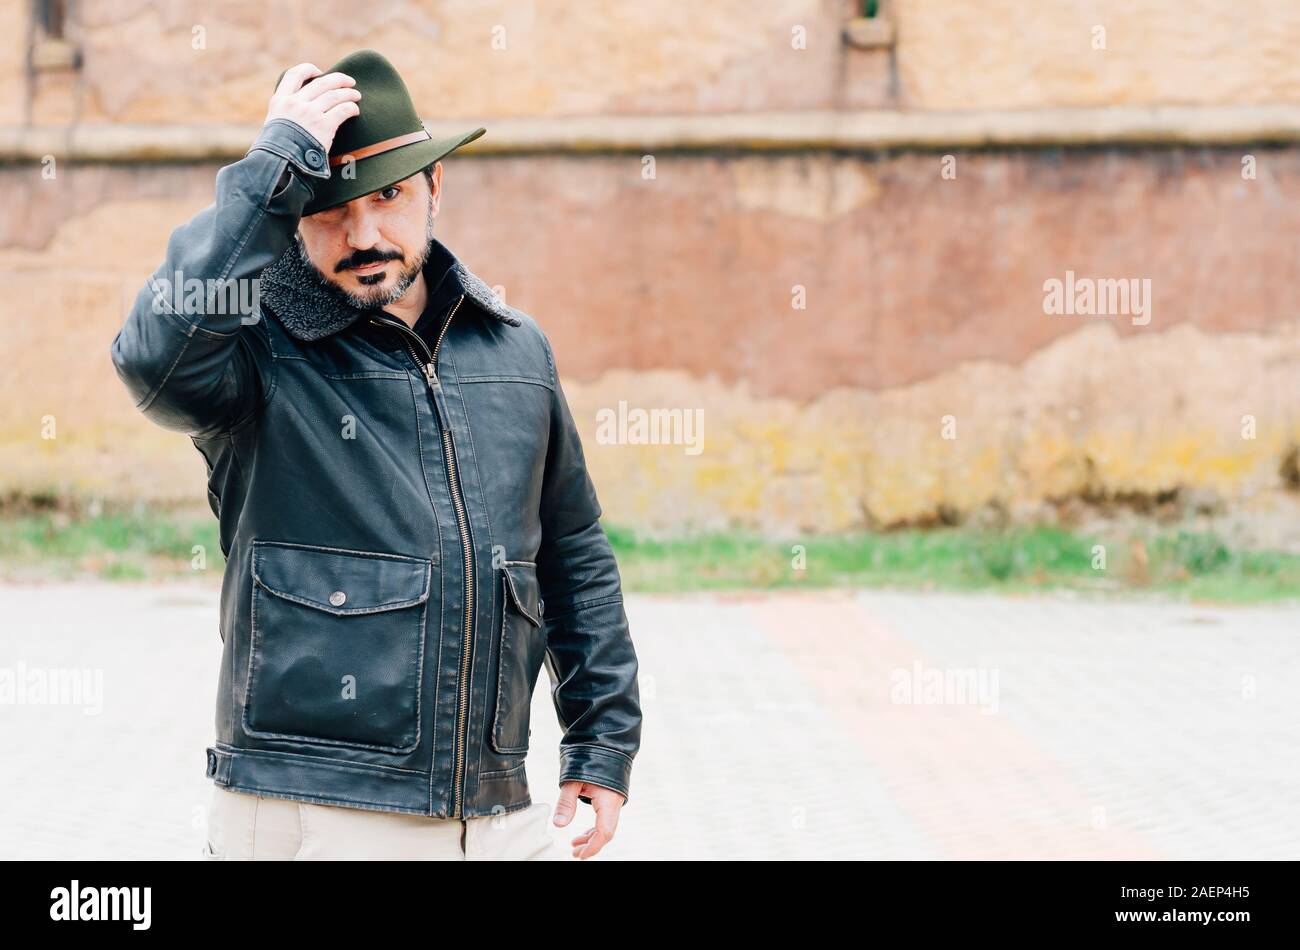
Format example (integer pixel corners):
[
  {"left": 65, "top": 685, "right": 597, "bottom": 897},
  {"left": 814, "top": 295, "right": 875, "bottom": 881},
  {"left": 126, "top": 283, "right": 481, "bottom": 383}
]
[{"left": 1, "top": 582, "right": 1297, "bottom": 860}]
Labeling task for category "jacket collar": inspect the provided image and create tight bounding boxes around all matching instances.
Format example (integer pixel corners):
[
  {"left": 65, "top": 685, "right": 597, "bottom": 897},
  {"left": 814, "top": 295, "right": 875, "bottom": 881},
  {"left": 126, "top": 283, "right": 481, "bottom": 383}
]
[{"left": 259, "top": 235, "right": 522, "bottom": 342}]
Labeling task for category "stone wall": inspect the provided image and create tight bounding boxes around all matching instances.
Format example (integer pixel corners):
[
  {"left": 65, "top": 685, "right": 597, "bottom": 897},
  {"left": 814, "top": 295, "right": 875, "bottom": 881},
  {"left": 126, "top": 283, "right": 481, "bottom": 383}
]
[{"left": 3, "top": 0, "right": 1299, "bottom": 533}]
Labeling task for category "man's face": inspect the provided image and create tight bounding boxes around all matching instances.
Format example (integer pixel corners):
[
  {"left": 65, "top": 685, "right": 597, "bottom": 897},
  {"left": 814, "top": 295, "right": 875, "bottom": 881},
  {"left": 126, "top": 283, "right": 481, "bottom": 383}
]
[{"left": 295, "top": 162, "right": 443, "bottom": 309}]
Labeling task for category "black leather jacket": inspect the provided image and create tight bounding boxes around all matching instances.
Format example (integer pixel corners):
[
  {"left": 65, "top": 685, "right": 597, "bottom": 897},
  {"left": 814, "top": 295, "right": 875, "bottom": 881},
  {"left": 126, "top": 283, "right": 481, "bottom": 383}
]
[{"left": 109, "top": 118, "right": 642, "bottom": 819}]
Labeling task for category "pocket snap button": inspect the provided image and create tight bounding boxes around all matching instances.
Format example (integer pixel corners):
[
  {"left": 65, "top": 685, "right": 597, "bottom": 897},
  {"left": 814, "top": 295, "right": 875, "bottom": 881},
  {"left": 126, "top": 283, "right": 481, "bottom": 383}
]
[{"left": 329, "top": 590, "right": 347, "bottom": 607}]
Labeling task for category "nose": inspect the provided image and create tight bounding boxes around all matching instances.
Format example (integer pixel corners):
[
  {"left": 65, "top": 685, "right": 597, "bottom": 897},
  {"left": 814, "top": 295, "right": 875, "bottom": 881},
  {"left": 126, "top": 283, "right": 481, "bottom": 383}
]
[
  {"left": 344, "top": 209, "right": 383, "bottom": 253},
  {"left": 346, "top": 229, "right": 381, "bottom": 253}
]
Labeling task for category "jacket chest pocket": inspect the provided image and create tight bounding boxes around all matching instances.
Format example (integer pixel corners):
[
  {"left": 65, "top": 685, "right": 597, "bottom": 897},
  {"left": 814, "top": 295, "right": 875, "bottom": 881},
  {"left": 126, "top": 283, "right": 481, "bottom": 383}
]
[
  {"left": 244, "top": 540, "right": 432, "bottom": 754},
  {"left": 491, "top": 560, "right": 545, "bottom": 755}
]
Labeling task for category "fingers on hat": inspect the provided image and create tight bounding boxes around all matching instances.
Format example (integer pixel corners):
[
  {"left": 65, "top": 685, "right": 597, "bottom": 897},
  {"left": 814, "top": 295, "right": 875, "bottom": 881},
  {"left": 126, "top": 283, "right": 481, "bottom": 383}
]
[
  {"left": 312, "top": 87, "right": 362, "bottom": 111},
  {"left": 276, "top": 62, "right": 322, "bottom": 96},
  {"left": 299, "top": 72, "right": 357, "bottom": 101}
]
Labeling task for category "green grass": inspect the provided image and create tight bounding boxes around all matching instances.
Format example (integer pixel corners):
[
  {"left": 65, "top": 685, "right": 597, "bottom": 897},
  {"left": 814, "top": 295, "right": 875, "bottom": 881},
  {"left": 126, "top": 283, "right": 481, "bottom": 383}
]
[
  {"left": 605, "top": 524, "right": 1300, "bottom": 603},
  {"left": 2, "top": 509, "right": 1298, "bottom": 603},
  {"left": 0, "top": 509, "right": 221, "bottom": 581}
]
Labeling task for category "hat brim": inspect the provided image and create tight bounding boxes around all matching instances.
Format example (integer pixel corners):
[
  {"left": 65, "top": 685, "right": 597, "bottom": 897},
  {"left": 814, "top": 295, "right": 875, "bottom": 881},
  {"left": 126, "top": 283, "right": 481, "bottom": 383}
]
[{"left": 302, "top": 126, "right": 486, "bottom": 216}]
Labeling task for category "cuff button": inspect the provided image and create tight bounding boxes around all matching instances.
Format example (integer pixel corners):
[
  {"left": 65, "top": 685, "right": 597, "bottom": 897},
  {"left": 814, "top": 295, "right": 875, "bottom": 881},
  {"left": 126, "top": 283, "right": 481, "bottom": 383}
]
[{"left": 304, "top": 148, "right": 324, "bottom": 169}]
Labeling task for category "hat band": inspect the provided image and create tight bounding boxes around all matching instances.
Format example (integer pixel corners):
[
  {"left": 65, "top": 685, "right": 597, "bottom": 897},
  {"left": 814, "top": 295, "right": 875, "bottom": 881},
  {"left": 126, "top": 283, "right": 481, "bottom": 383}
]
[{"left": 329, "top": 129, "right": 432, "bottom": 167}]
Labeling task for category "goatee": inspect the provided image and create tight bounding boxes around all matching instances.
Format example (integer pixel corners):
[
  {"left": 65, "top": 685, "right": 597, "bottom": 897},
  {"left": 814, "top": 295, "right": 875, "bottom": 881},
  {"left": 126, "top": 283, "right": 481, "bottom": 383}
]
[{"left": 294, "top": 199, "right": 436, "bottom": 311}]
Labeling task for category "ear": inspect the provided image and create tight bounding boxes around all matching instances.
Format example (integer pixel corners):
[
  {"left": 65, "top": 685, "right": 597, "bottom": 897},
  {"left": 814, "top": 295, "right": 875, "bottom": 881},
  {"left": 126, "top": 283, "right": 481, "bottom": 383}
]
[{"left": 428, "top": 162, "right": 444, "bottom": 216}]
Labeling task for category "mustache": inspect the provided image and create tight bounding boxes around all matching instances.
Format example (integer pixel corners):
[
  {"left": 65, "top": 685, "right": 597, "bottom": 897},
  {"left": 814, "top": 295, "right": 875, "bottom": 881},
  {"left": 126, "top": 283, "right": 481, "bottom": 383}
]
[{"left": 335, "top": 248, "right": 404, "bottom": 273}]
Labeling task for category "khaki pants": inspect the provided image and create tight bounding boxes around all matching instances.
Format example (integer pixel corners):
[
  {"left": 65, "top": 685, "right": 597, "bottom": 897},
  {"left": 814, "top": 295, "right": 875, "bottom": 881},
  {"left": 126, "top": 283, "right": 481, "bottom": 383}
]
[{"left": 201, "top": 785, "right": 569, "bottom": 860}]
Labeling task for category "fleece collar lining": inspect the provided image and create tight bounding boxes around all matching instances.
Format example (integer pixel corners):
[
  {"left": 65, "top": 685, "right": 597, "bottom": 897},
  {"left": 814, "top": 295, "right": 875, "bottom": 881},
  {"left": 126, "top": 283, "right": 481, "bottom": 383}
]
[{"left": 258, "top": 236, "right": 522, "bottom": 342}]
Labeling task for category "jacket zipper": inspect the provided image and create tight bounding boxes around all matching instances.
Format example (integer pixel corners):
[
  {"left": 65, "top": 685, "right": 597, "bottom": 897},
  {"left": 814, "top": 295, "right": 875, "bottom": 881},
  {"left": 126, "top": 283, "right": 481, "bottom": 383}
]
[{"left": 367, "top": 293, "right": 474, "bottom": 818}]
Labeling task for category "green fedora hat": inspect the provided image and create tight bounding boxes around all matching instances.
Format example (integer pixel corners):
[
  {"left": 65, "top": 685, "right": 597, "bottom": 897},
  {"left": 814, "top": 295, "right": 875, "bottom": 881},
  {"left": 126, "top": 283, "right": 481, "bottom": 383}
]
[{"left": 276, "top": 49, "right": 485, "bottom": 215}]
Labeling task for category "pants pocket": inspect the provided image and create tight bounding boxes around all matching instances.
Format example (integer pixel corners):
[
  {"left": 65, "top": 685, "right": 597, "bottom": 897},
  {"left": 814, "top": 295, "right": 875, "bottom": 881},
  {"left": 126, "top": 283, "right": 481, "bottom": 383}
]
[
  {"left": 206, "top": 786, "right": 305, "bottom": 860},
  {"left": 467, "top": 801, "right": 569, "bottom": 860}
]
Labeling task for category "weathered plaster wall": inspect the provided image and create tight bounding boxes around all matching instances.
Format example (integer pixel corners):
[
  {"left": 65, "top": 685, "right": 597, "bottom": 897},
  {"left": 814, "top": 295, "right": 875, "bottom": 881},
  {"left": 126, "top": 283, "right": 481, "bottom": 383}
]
[
  {"left": 3, "top": 0, "right": 1299, "bottom": 532},
  {"left": 2, "top": 147, "right": 1297, "bottom": 531}
]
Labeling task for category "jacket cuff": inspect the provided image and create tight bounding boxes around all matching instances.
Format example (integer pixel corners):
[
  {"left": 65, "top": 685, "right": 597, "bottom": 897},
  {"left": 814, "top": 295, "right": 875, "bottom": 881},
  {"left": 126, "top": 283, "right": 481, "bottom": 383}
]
[
  {"left": 558, "top": 744, "right": 633, "bottom": 804},
  {"left": 246, "top": 118, "right": 331, "bottom": 181}
]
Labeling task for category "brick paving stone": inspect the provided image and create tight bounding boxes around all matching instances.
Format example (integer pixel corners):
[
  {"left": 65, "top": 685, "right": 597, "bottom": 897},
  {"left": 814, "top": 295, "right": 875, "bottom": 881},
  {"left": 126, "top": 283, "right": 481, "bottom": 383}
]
[{"left": 1, "top": 583, "right": 1295, "bottom": 859}]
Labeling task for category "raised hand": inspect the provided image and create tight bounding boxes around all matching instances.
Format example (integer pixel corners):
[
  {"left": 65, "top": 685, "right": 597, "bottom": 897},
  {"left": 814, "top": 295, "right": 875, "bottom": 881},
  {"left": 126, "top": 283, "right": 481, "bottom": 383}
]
[{"left": 264, "top": 62, "right": 361, "bottom": 154}]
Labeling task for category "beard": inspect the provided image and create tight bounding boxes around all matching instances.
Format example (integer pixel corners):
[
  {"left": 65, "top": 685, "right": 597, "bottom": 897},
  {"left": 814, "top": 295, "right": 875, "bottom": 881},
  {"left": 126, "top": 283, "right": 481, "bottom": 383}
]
[{"left": 296, "top": 196, "right": 435, "bottom": 311}]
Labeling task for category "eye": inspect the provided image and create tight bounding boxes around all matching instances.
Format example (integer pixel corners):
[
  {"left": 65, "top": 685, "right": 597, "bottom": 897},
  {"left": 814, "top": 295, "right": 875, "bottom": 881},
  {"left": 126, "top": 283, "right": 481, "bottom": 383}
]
[{"left": 377, "top": 185, "right": 401, "bottom": 201}]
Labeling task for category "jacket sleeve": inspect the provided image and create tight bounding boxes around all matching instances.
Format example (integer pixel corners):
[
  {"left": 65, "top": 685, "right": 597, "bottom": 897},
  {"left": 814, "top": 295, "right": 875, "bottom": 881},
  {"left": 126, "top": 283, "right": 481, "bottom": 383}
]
[
  {"left": 536, "top": 337, "right": 642, "bottom": 804},
  {"left": 109, "top": 118, "right": 330, "bottom": 437}
]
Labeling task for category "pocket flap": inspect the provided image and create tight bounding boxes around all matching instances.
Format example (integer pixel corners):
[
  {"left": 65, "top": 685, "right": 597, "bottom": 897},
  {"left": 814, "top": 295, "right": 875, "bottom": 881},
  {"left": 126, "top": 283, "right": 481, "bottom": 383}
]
[
  {"left": 501, "top": 561, "right": 541, "bottom": 627},
  {"left": 252, "top": 540, "right": 431, "bottom": 615}
]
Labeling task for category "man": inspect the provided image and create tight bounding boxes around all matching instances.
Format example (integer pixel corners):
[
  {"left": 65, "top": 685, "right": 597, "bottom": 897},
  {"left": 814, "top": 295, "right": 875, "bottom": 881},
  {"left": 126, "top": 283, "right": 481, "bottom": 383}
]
[{"left": 109, "top": 49, "right": 642, "bottom": 860}]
